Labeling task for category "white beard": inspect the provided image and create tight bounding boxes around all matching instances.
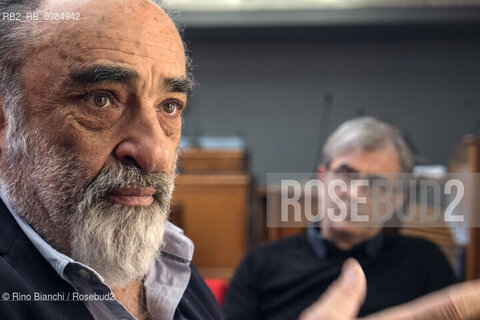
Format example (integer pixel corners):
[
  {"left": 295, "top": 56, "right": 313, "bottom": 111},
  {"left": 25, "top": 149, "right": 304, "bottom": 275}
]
[
  {"left": 0, "top": 117, "right": 174, "bottom": 287},
  {"left": 70, "top": 161, "right": 174, "bottom": 286}
]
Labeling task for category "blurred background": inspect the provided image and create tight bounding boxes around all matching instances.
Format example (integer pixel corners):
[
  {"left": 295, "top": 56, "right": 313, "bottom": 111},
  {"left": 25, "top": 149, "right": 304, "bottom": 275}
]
[
  {"left": 161, "top": 0, "right": 480, "bottom": 303},
  {"left": 167, "top": 0, "right": 480, "bottom": 185}
]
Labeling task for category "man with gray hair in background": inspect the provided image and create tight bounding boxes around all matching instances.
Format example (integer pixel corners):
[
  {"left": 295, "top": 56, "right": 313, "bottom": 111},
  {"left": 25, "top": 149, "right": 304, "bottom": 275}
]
[{"left": 224, "top": 116, "right": 456, "bottom": 320}]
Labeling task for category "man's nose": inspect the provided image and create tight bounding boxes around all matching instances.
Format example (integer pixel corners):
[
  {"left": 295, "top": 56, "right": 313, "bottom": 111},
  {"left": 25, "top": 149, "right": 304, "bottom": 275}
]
[{"left": 114, "top": 109, "right": 173, "bottom": 173}]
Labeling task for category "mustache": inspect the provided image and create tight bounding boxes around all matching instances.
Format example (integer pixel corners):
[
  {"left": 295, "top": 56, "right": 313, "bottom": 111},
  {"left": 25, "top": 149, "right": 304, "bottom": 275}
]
[{"left": 82, "top": 161, "right": 175, "bottom": 207}]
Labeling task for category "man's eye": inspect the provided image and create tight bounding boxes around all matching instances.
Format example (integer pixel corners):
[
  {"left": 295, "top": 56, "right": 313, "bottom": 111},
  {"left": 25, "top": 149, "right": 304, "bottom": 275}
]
[
  {"left": 89, "top": 92, "right": 114, "bottom": 108},
  {"left": 161, "top": 101, "right": 183, "bottom": 114}
]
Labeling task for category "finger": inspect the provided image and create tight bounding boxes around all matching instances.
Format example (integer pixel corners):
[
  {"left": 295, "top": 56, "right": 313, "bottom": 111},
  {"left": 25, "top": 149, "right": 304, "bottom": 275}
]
[
  {"left": 361, "top": 279, "right": 480, "bottom": 320},
  {"left": 299, "top": 258, "right": 367, "bottom": 320}
]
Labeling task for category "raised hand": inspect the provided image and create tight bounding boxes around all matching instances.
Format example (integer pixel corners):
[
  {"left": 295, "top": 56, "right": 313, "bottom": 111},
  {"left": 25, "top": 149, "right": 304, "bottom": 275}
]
[
  {"left": 362, "top": 279, "right": 480, "bottom": 320},
  {"left": 300, "top": 258, "right": 480, "bottom": 320},
  {"left": 299, "top": 259, "right": 367, "bottom": 320}
]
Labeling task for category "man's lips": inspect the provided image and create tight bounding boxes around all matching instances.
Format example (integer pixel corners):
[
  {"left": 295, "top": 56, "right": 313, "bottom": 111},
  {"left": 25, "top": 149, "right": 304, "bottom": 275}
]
[{"left": 107, "top": 187, "right": 156, "bottom": 207}]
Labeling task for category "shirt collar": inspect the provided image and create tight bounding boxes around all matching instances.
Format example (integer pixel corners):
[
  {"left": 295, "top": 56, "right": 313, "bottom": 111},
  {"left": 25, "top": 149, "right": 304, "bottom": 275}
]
[
  {"left": 0, "top": 189, "right": 193, "bottom": 275},
  {"left": 306, "top": 225, "right": 384, "bottom": 259}
]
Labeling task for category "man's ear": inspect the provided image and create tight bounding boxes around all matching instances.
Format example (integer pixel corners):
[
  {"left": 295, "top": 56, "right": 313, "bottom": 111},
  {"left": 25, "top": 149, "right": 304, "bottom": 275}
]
[{"left": 317, "top": 164, "right": 327, "bottom": 180}]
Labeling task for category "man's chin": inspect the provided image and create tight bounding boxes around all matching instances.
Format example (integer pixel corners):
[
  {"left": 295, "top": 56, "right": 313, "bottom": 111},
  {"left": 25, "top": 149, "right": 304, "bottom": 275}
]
[
  {"left": 70, "top": 201, "right": 167, "bottom": 287},
  {"left": 326, "top": 221, "right": 362, "bottom": 233},
  {"left": 324, "top": 219, "right": 378, "bottom": 234}
]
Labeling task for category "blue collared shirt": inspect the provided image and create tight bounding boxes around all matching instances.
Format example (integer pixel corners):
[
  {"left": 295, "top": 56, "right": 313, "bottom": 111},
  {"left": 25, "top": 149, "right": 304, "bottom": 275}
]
[
  {"left": 306, "top": 226, "right": 384, "bottom": 259},
  {"left": 1, "top": 190, "right": 194, "bottom": 320}
]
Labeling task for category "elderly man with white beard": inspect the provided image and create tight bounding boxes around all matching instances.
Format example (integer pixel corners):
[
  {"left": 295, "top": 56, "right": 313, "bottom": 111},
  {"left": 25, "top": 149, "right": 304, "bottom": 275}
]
[
  {"left": 1, "top": 0, "right": 480, "bottom": 320},
  {"left": 0, "top": 0, "right": 221, "bottom": 319}
]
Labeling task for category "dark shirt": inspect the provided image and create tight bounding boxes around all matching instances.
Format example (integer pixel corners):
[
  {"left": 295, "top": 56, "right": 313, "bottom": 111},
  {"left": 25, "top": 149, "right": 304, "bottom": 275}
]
[
  {"left": 224, "top": 229, "right": 456, "bottom": 320},
  {"left": 306, "top": 227, "right": 385, "bottom": 260}
]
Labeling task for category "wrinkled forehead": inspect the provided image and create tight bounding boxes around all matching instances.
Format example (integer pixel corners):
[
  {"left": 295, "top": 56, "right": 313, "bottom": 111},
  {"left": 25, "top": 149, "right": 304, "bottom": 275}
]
[{"left": 32, "top": 0, "right": 185, "bottom": 71}]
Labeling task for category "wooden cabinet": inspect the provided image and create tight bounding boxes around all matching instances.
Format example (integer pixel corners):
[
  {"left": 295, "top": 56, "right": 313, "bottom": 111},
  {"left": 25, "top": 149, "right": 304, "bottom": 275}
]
[
  {"left": 171, "top": 149, "right": 250, "bottom": 279},
  {"left": 178, "top": 148, "right": 246, "bottom": 174}
]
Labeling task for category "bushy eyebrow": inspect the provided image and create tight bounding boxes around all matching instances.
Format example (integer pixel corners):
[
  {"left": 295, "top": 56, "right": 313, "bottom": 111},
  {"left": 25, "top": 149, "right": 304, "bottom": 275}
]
[
  {"left": 68, "top": 65, "right": 193, "bottom": 98},
  {"left": 333, "top": 164, "right": 359, "bottom": 173},
  {"left": 163, "top": 76, "right": 193, "bottom": 96},
  {"left": 69, "top": 65, "right": 140, "bottom": 86}
]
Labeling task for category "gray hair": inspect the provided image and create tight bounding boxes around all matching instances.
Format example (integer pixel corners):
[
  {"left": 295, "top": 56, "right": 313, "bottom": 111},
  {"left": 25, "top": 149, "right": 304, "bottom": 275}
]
[
  {"left": 322, "top": 116, "right": 416, "bottom": 172},
  {"left": 0, "top": 1, "right": 43, "bottom": 87},
  {"left": 0, "top": 1, "right": 45, "bottom": 158}
]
